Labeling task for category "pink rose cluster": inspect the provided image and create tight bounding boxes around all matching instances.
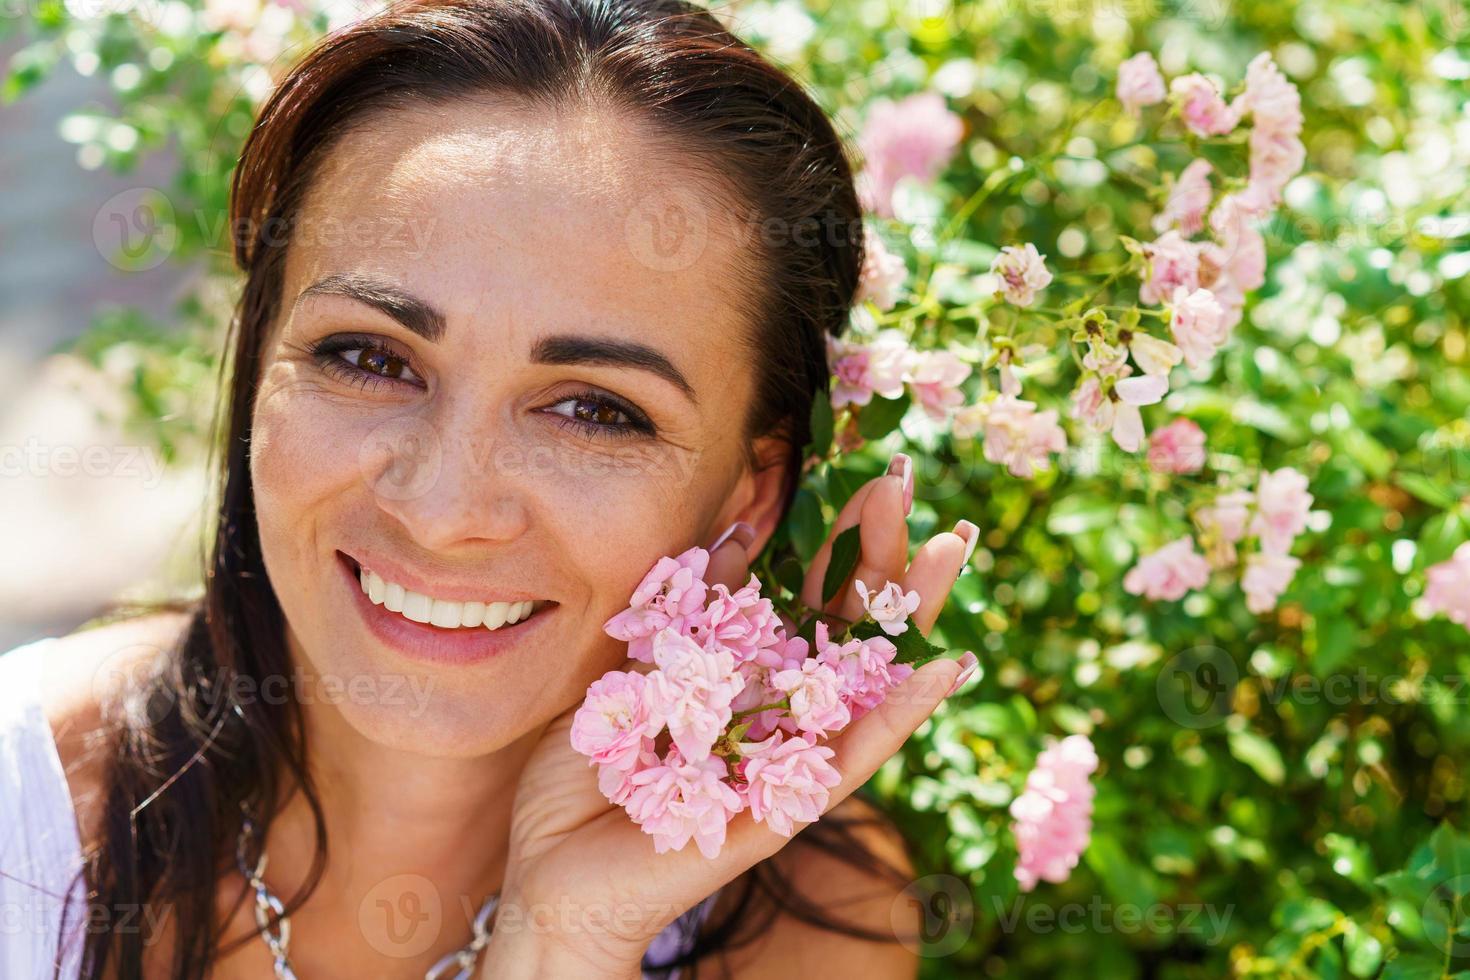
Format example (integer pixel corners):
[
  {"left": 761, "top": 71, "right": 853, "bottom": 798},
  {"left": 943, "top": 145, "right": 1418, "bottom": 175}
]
[
  {"left": 1009, "top": 734, "right": 1098, "bottom": 891},
  {"left": 825, "top": 324, "right": 973, "bottom": 424},
  {"left": 1125, "top": 466, "right": 1314, "bottom": 614},
  {"left": 1423, "top": 542, "right": 1470, "bottom": 634},
  {"left": 573, "top": 547, "right": 917, "bottom": 858}
]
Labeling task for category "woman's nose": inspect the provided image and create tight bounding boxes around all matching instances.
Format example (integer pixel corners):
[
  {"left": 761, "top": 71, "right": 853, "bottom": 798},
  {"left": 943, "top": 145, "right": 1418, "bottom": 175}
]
[{"left": 358, "top": 409, "right": 529, "bottom": 551}]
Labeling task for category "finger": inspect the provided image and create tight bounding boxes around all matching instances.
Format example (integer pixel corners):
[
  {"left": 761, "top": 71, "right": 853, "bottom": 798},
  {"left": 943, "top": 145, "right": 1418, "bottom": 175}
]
[
  {"left": 798, "top": 475, "right": 885, "bottom": 610},
  {"left": 704, "top": 521, "right": 756, "bottom": 593},
  {"left": 902, "top": 519, "right": 978, "bottom": 636},
  {"left": 830, "top": 476, "right": 910, "bottom": 624}
]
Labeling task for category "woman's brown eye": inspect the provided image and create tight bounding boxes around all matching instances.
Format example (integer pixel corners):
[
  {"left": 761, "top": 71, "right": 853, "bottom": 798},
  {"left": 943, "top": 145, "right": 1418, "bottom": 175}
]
[
  {"left": 352, "top": 348, "right": 407, "bottom": 378},
  {"left": 574, "top": 398, "right": 625, "bottom": 426}
]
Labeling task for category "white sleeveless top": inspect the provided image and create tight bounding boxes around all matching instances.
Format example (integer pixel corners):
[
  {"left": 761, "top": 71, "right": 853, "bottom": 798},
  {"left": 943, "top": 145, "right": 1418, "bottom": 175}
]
[{"left": 0, "top": 638, "right": 715, "bottom": 978}]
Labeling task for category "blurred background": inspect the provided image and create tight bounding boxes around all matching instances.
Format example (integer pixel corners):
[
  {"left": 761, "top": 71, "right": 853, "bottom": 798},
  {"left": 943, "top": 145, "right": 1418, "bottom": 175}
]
[{"left": 2, "top": 0, "right": 1469, "bottom": 976}]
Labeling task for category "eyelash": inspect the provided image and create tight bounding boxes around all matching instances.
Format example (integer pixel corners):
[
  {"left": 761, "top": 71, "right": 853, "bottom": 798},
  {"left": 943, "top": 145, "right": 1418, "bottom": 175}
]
[{"left": 307, "top": 334, "right": 657, "bottom": 440}]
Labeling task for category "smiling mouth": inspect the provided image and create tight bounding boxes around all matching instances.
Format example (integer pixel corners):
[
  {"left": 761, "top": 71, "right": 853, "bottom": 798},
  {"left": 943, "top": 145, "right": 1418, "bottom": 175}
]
[{"left": 346, "top": 558, "right": 551, "bottom": 632}]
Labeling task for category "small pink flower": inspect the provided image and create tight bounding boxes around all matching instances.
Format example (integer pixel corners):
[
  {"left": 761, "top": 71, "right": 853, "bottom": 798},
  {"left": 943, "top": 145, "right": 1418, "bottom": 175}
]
[
  {"left": 1250, "top": 467, "right": 1313, "bottom": 553},
  {"left": 1124, "top": 536, "right": 1211, "bottom": 601},
  {"left": 1140, "top": 231, "right": 1203, "bottom": 305},
  {"left": 1129, "top": 333, "right": 1184, "bottom": 377},
  {"left": 646, "top": 628, "right": 745, "bottom": 762},
  {"left": 976, "top": 396, "right": 1067, "bottom": 478},
  {"left": 989, "top": 243, "right": 1054, "bottom": 307},
  {"left": 1196, "top": 489, "right": 1255, "bottom": 568},
  {"left": 1236, "top": 53, "right": 1305, "bottom": 209},
  {"left": 1424, "top": 542, "right": 1470, "bottom": 631},
  {"left": 907, "top": 349, "right": 972, "bottom": 421},
  {"left": 1169, "top": 286, "right": 1230, "bottom": 369},
  {"left": 603, "top": 547, "right": 710, "bottom": 662},
  {"left": 740, "top": 732, "right": 842, "bottom": 837},
  {"left": 626, "top": 749, "right": 745, "bottom": 858},
  {"left": 688, "top": 573, "right": 784, "bottom": 665},
  {"left": 1147, "top": 418, "right": 1206, "bottom": 474},
  {"left": 857, "top": 225, "right": 907, "bottom": 310},
  {"left": 814, "top": 621, "right": 912, "bottom": 720},
  {"left": 1111, "top": 374, "right": 1169, "bottom": 453},
  {"left": 1169, "top": 73, "right": 1239, "bottom": 137},
  {"left": 1154, "top": 159, "right": 1214, "bottom": 236},
  {"left": 1116, "top": 52, "right": 1166, "bottom": 114},
  {"left": 826, "top": 330, "right": 912, "bottom": 409},
  {"left": 771, "top": 658, "right": 850, "bottom": 737},
  {"left": 855, "top": 579, "right": 922, "bottom": 636},
  {"left": 1070, "top": 376, "right": 1114, "bottom": 434},
  {"left": 571, "top": 671, "right": 657, "bottom": 771},
  {"left": 1010, "top": 734, "right": 1098, "bottom": 892},
  {"left": 597, "top": 744, "right": 660, "bottom": 805},
  {"left": 1242, "top": 550, "right": 1301, "bottom": 614},
  {"left": 857, "top": 93, "right": 964, "bottom": 218}
]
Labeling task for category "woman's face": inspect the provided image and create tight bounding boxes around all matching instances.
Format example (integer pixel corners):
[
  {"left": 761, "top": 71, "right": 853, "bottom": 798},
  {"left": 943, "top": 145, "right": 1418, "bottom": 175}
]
[{"left": 248, "top": 99, "right": 787, "bottom": 757}]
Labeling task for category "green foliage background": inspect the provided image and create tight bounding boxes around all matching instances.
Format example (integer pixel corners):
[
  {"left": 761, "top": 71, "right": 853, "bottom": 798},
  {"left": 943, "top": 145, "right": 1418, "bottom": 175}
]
[{"left": 5, "top": 0, "right": 1469, "bottom": 976}]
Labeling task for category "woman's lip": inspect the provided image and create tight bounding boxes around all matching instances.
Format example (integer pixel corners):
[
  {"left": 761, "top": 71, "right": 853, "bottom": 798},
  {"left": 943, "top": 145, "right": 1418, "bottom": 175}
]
[{"left": 336, "top": 553, "right": 553, "bottom": 666}]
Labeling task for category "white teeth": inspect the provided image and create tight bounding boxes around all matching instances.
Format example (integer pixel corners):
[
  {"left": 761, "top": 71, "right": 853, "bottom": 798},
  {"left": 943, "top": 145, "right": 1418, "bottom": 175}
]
[{"left": 357, "top": 565, "right": 541, "bottom": 631}]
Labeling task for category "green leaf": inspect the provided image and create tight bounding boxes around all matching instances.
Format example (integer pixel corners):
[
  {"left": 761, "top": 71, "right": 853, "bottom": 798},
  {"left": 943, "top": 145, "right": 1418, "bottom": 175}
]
[
  {"left": 856, "top": 392, "right": 910, "bottom": 439},
  {"left": 808, "top": 391, "right": 834, "bottom": 458},
  {"left": 775, "top": 556, "right": 805, "bottom": 598},
  {"left": 1380, "top": 954, "right": 1445, "bottom": 980},
  {"left": 1344, "top": 928, "right": 1384, "bottom": 977},
  {"left": 1229, "top": 730, "right": 1286, "bottom": 786},
  {"left": 851, "top": 620, "right": 947, "bottom": 667},
  {"left": 788, "top": 489, "right": 825, "bottom": 562},
  {"left": 1397, "top": 470, "right": 1458, "bottom": 509},
  {"left": 821, "top": 524, "right": 863, "bottom": 605}
]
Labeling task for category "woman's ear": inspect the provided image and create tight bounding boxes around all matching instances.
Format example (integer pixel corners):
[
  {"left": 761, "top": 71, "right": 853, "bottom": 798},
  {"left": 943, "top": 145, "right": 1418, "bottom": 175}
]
[{"left": 714, "top": 435, "right": 792, "bottom": 556}]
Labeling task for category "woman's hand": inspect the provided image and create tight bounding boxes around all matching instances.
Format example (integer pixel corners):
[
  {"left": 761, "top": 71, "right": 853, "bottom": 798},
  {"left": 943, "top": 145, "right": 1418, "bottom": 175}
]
[{"left": 481, "top": 460, "right": 979, "bottom": 978}]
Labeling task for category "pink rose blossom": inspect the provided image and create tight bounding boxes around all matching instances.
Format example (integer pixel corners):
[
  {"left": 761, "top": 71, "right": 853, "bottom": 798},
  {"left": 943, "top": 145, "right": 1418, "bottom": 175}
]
[
  {"left": 1250, "top": 467, "right": 1313, "bottom": 553},
  {"left": 602, "top": 547, "right": 710, "bottom": 662},
  {"left": 570, "top": 671, "right": 657, "bottom": 771},
  {"left": 626, "top": 749, "right": 745, "bottom": 858},
  {"left": 856, "top": 226, "right": 907, "bottom": 310},
  {"left": 990, "top": 243, "right": 1054, "bottom": 307},
  {"left": 1236, "top": 53, "right": 1306, "bottom": 209},
  {"left": 1154, "top": 159, "right": 1214, "bottom": 236},
  {"left": 645, "top": 628, "right": 745, "bottom": 762},
  {"left": 1140, "top": 231, "right": 1203, "bottom": 305},
  {"left": 1147, "top": 418, "right": 1206, "bottom": 474},
  {"left": 1169, "top": 73, "right": 1239, "bottom": 137},
  {"left": 688, "top": 573, "right": 783, "bottom": 665},
  {"left": 1196, "top": 490, "right": 1254, "bottom": 567},
  {"left": 1010, "top": 735, "right": 1098, "bottom": 892},
  {"left": 771, "top": 658, "right": 851, "bottom": 737},
  {"left": 597, "top": 744, "right": 660, "bottom": 805},
  {"left": 854, "top": 578, "right": 922, "bottom": 636},
  {"left": 1070, "top": 376, "right": 1114, "bottom": 435},
  {"left": 1116, "top": 52, "right": 1166, "bottom": 114},
  {"left": 1169, "top": 286, "right": 1230, "bottom": 368},
  {"left": 740, "top": 732, "right": 842, "bottom": 837},
  {"left": 813, "top": 622, "right": 912, "bottom": 719},
  {"left": 1424, "top": 542, "right": 1470, "bottom": 631},
  {"left": 1124, "top": 536, "right": 1212, "bottom": 601},
  {"left": 1111, "top": 374, "right": 1169, "bottom": 453},
  {"left": 1242, "top": 550, "right": 1301, "bottom": 614},
  {"left": 826, "top": 330, "right": 912, "bottom": 409},
  {"left": 857, "top": 93, "right": 964, "bottom": 218},
  {"left": 977, "top": 396, "right": 1067, "bottom": 478},
  {"left": 1129, "top": 333, "right": 1184, "bottom": 377},
  {"left": 907, "top": 349, "right": 972, "bottom": 421}
]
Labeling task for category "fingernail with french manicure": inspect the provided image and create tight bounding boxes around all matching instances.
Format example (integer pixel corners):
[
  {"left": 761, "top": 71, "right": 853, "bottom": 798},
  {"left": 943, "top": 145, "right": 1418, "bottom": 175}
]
[
  {"left": 947, "top": 651, "right": 978, "bottom": 697},
  {"left": 710, "top": 520, "right": 755, "bottom": 552},
  {"left": 887, "top": 452, "right": 913, "bottom": 514},
  {"left": 953, "top": 520, "right": 979, "bottom": 566}
]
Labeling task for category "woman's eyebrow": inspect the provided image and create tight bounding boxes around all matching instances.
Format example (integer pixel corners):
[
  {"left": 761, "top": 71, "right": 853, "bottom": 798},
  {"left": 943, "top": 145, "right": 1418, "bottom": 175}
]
[
  {"left": 297, "top": 273, "right": 446, "bottom": 342},
  {"left": 531, "top": 334, "right": 697, "bottom": 404}
]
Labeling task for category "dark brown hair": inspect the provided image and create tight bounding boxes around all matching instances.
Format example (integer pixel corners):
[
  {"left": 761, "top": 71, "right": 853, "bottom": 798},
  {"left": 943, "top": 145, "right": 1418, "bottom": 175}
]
[{"left": 74, "top": 1, "right": 909, "bottom": 977}]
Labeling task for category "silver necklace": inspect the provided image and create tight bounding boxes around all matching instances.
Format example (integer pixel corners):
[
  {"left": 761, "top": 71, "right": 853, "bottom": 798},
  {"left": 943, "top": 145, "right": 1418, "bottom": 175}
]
[{"left": 235, "top": 807, "right": 500, "bottom": 980}]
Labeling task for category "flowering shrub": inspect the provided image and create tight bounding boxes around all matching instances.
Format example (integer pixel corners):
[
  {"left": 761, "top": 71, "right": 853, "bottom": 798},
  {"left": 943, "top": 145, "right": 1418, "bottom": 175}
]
[{"left": 8, "top": 0, "right": 1470, "bottom": 976}]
